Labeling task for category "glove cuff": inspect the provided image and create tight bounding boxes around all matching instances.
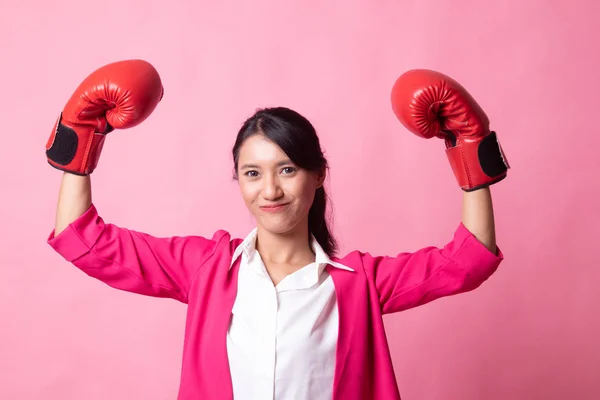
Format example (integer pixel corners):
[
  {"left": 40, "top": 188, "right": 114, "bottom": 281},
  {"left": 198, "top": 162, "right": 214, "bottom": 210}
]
[
  {"left": 46, "top": 113, "right": 106, "bottom": 175},
  {"left": 446, "top": 131, "right": 510, "bottom": 191}
]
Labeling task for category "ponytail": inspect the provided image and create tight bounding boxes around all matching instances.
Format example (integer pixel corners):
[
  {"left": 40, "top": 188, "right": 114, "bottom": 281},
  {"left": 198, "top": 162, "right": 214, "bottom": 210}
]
[{"left": 308, "top": 186, "right": 337, "bottom": 257}]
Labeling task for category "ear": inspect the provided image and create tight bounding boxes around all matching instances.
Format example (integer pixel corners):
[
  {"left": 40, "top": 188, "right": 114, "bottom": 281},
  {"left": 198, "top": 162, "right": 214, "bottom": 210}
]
[{"left": 315, "top": 168, "right": 327, "bottom": 189}]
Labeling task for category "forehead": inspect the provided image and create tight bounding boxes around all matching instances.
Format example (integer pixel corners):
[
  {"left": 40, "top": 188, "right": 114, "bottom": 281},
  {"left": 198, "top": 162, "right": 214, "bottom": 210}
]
[{"left": 238, "top": 134, "right": 289, "bottom": 165}]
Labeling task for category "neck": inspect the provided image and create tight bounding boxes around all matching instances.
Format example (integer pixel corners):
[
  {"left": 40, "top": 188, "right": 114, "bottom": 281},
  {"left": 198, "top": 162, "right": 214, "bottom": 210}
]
[{"left": 255, "top": 222, "right": 315, "bottom": 266}]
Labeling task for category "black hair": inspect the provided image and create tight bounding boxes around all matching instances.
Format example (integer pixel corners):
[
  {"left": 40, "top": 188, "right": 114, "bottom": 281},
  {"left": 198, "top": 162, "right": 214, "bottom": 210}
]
[{"left": 232, "top": 107, "right": 338, "bottom": 257}]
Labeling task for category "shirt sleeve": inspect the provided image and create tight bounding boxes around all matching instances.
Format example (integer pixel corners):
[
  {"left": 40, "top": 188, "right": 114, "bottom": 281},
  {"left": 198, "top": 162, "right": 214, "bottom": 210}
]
[
  {"left": 47, "top": 204, "right": 226, "bottom": 303},
  {"left": 360, "top": 222, "right": 504, "bottom": 314}
]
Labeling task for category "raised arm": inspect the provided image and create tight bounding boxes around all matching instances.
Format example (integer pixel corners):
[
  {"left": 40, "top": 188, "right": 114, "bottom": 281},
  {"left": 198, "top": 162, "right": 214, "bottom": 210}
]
[
  {"left": 47, "top": 59, "right": 163, "bottom": 231},
  {"left": 391, "top": 69, "right": 509, "bottom": 252},
  {"left": 54, "top": 173, "right": 92, "bottom": 235},
  {"left": 366, "top": 68, "right": 511, "bottom": 313},
  {"left": 44, "top": 61, "right": 219, "bottom": 303},
  {"left": 462, "top": 187, "right": 496, "bottom": 254}
]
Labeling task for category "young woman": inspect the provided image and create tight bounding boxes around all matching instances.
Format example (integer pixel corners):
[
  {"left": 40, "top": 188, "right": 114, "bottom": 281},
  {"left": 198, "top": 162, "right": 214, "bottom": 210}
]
[{"left": 46, "top": 60, "right": 507, "bottom": 400}]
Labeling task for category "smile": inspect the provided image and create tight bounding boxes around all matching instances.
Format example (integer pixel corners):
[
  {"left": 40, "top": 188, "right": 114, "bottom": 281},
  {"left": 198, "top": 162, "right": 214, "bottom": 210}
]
[{"left": 259, "top": 203, "right": 289, "bottom": 213}]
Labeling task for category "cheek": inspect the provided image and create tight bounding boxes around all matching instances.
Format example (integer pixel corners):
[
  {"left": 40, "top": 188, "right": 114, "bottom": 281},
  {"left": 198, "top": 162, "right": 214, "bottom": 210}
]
[
  {"left": 239, "top": 181, "right": 258, "bottom": 207},
  {"left": 294, "top": 181, "right": 318, "bottom": 209}
]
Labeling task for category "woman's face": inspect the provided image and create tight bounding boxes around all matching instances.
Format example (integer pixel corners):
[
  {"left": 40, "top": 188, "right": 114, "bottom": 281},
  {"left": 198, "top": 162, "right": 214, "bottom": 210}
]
[{"left": 236, "top": 134, "right": 324, "bottom": 235}]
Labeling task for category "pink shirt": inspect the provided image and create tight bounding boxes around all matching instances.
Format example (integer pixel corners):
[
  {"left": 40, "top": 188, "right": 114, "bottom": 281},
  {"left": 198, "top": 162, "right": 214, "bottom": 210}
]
[{"left": 47, "top": 204, "right": 503, "bottom": 399}]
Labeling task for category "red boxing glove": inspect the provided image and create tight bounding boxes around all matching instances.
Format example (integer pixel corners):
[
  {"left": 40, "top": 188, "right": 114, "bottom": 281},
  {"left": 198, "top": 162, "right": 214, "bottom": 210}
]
[
  {"left": 391, "top": 69, "right": 509, "bottom": 191},
  {"left": 46, "top": 59, "right": 164, "bottom": 175}
]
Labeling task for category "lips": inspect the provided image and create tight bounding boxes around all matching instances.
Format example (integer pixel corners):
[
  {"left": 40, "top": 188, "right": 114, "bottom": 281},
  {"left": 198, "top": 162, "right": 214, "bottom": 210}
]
[{"left": 259, "top": 203, "right": 289, "bottom": 212}]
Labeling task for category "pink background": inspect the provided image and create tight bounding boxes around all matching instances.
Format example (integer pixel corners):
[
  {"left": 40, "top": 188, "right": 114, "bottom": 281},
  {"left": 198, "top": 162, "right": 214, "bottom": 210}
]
[{"left": 2, "top": 0, "right": 599, "bottom": 399}]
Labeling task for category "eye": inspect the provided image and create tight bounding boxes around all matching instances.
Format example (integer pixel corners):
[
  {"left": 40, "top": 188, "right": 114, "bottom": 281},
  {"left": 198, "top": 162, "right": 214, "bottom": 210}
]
[
  {"left": 281, "top": 167, "right": 296, "bottom": 175},
  {"left": 244, "top": 170, "right": 259, "bottom": 178}
]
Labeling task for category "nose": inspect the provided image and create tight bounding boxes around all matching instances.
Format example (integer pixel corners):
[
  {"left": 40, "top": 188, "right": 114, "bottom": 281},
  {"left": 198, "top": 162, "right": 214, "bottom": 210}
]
[{"left": 261, "top": 174, "right": 283, "bottom": 201}]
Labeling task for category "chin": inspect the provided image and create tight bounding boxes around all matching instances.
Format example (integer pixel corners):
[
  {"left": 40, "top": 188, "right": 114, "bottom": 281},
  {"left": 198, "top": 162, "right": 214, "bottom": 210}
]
[
  {"left": 256, "top": 214, "right": 300, "bottom": 235},
  {"left": 259, "top": 220, "right": 295, "bottom": 235}
]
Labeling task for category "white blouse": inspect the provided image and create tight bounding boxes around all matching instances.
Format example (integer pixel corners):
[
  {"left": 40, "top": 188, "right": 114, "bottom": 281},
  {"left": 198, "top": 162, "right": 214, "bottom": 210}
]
[{"left": 226, "top": 228, "right": 353, "bottom": 399}]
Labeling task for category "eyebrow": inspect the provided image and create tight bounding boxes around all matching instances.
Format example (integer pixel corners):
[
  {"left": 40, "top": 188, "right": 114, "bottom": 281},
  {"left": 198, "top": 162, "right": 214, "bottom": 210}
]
[{"left": 239, "top": 159, "right": 294, "bottom": 170}]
